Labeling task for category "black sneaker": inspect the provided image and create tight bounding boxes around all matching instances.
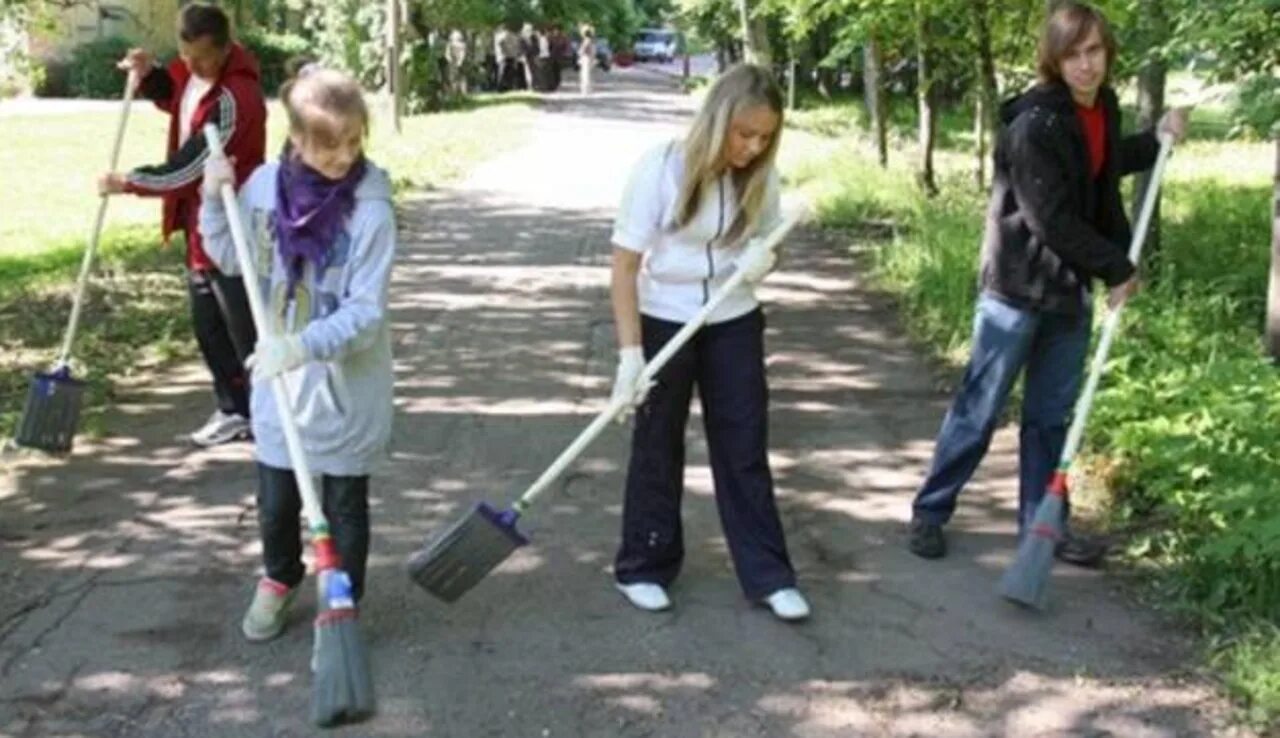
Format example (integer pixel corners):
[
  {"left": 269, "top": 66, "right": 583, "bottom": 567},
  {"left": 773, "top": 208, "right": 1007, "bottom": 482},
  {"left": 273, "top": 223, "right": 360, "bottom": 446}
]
[
  {"left": 1054, "top": 531, "right": 1107, "bottom": 568},
  {"left": 908, "top": 519, "right": 946, "bottom": 559}
]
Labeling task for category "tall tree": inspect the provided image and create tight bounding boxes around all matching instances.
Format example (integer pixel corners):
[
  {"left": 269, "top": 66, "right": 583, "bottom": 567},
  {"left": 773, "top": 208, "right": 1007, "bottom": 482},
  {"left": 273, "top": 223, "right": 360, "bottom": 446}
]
[
  {"left": 1129, "top": 0, "right": 1169, "bottom": 260},
  {"left": 914, "top": 0, "right": 938, "bottom": 195},
  {"left": 863, "top": 38, "right": 888, "bottom": 167},
  {"left": 970, "top": 0, "right": 998, "bottom": 190},
  {"left": 735, "top": 0, "right": 771, "bottom": 65}
]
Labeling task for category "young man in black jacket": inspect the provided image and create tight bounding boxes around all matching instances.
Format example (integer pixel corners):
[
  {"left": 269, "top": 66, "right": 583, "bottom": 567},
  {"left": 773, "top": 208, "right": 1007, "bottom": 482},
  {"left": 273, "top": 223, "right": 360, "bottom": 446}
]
[{"left": 907, "top": 0, "right": 1187, "bottom": 565}]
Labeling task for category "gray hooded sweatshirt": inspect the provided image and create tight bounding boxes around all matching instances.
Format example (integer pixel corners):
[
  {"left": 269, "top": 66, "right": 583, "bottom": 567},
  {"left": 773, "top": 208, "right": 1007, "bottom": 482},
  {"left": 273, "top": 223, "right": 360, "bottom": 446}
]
[{"left": 200, "top": 160, "right": 396, "bottom": 476}]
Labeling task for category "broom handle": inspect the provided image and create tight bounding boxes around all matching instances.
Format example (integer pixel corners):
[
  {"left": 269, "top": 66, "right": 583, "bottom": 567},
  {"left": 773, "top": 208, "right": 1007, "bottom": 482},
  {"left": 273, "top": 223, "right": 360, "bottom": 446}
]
[
  {"left": 1058, "top": 133, "right": 1174, "bottom": 467},
  {"left": 203, "top": 125, "right": 329, "bottom": 534},
  {"left": 513, "top": 205, "right": 808, "bottom": 512},
  {"left": 56, "top": 70, "right": 138, "bottom": 369}
]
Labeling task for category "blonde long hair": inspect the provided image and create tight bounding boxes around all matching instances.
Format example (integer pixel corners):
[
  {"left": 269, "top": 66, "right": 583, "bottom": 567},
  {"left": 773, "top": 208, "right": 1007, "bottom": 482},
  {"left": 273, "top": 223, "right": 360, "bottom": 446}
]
[{"left": 672, "top": 64, "right": 783, "bottom": 246}]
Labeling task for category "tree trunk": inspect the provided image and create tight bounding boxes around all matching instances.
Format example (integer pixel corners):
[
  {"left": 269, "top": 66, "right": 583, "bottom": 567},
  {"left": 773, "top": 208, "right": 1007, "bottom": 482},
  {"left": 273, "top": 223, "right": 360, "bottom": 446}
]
[
  {"left": 787, "top": 52, "right": 797, "bottom": 110},
  {"left": 736, "top": 0, "right": 772, "bottom": 66},
  {"left": 811, "top": 21, "right": 834, "bottom": 100},
  {"left": 1132, "top": 0, "right": 1167, "bottom": 264},
  {"left": 972, "top": 0, "right": 998, "bottom": 190},
  {"left": 681, "top": 32, "right": 690, "bottom": 80},
  {"left": 916, "top": 5, "right": 938, "bottom": 195},
  {"left": 737, "top": 0, "right": 754, "bottom": 62},
  {"left": 1267, "top": 135, "right": 1280, "bottom": 359},
  {"left": 277, "top": 0, "right": 293, "bottom": 33},
  {"left": 863, "top": 40, "right": 888, "bottom": 168},
  {"left": 749, "top": 16, "right": 772, "bottom": 67},
  {"left": 974, "top": 97, "right": 987, "bottom": 191},
  {"left": 386, "top": 0, "right": 401, "bottom": 134}
]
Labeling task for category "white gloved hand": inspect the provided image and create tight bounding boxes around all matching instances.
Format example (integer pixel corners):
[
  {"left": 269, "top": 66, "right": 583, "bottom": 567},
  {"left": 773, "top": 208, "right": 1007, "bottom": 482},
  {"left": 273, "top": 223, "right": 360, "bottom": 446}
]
[
  {"left": 610, "top": 346, "right": 650, "bottom": 423},
  {"left": 245, "top": 334, "right": 308, "bottom": 381},
  {"left": 736, "top": 236, "right": 779, "bottom": 283},
  {"left": 201, "top": 153, "right": 235, "bottom": 201}
]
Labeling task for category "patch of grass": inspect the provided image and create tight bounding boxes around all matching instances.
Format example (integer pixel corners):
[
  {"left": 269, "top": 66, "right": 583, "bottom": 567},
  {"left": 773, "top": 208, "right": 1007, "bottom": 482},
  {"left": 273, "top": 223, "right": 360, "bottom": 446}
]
[
  {"left": 1214, "top": 625, "right": 1280, "bottom": 730},
  {"left": 0, "top": 106, "right": 172, "bottom": 255},
  {"left": 0, "top": 226, "right": 192, "bottom": 437},
  {"left": 0, "top": 96, "right": 540, "bottom": 253},
  {"left": 1, "top": 98, "right": 538, "bottom": 437}
]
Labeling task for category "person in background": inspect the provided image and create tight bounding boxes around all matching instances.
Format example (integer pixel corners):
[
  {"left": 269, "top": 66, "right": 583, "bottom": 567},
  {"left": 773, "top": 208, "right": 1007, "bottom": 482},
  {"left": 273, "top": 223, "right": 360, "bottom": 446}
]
[
  {"left": 578, "top": 26, "right": 596, "bottom": 96},
  {"left": 446, "top": 29, "right": 468, "bottom": 96},
  {"left": 104, "top": 2, "right": 267, "bottom": 447}
]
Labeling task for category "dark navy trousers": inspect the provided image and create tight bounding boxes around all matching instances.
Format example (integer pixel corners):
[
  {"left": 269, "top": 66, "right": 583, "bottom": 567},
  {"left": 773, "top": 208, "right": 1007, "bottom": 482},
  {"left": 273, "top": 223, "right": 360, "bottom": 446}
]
[{"left": 614, "top": 308, "right": 796, "bottom": 600}]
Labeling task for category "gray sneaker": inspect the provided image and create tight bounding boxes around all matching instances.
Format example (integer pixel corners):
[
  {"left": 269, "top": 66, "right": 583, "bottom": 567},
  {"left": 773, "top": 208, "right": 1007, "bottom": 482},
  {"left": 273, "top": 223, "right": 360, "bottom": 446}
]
[
  {"left": 189, "top": 410, "right": 250, "bottom": 447},
  {"left": 242, "top": 577, "right": 298, "bottom": 642}
]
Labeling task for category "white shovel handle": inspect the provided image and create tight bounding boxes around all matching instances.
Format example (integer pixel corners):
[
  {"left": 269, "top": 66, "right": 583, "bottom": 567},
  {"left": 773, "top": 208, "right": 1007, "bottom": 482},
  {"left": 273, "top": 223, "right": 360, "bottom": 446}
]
[
  {"left": 56, "top": 70, "right": 139, "bottom": 368},
  {"left": 1059, "top": 133, "right": 1175, "bottom": 465},
  {"left": 514, "top": 204, "right": 809, "bottom": 512},
  {"left": 202, "top": 124, "right": 329, "bottom": 533}
]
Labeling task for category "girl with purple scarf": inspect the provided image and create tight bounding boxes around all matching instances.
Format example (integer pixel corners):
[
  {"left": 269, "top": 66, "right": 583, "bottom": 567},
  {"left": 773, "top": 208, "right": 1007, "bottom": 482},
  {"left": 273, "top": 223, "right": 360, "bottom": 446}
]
[{"left": 199, "top": 66, "right": 397, "bottom": 642}]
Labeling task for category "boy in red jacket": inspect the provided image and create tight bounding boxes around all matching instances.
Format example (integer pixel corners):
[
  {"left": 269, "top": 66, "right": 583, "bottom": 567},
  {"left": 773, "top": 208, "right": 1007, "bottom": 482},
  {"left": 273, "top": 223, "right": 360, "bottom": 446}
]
[{"left": 101, "top": 2, "right": 267, "bottom": 446}]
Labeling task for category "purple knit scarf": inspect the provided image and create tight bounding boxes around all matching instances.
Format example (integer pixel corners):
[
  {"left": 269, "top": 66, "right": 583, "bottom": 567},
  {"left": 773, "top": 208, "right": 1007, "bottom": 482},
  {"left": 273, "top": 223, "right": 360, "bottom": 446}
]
[{"left": 274, "top": 151, "right": 366, "bottom": 295}]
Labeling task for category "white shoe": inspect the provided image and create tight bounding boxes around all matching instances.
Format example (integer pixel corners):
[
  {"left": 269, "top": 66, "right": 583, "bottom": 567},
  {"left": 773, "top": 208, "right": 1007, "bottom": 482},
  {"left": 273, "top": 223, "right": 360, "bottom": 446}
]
[
  {"left": 764, "top": 588, "right": 811, "bottom": 621},
  {"left": 615, "top": 582, "right": 671, "bottom": 612},
  {"left": 189, "top": 410, "right": 250, "bottom": 447}
]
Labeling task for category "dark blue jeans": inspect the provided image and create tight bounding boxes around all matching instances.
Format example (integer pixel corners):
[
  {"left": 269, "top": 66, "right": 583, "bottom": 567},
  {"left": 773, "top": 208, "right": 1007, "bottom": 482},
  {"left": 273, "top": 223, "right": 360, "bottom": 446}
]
[
  {"left": 912, "top": 292, "right": 1091, "bottom": 533},
  {"left": 614, "top": 309, "right": 796, "bottom": 600}
]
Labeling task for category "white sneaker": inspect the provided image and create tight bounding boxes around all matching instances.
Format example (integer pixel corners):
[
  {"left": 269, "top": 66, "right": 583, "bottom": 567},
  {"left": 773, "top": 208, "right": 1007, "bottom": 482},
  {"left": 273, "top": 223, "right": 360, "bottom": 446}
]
[
  {"left": 615, "top": 581, "right": 671, "bottom": 612},
  {"left": 190, "top": 410, "right": 250, "bottom": 447},
  {"left": 764, "top": 588, "right": 811, "bottom": 621}
]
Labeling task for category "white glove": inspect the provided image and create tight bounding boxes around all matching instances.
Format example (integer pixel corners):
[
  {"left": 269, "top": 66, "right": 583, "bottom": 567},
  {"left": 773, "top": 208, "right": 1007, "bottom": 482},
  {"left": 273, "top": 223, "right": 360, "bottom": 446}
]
[
  {"left": 610, "top": 346, "right": 650, "bottom": 423},
  {"left": 201, "top": 153, "right": 235, "bottom": 201},
  {"left": 245, "top": 334, "right": 308, "bottom": 381},
  {"left": 736, "top": 237, "right": 778, "bottom": 283}
]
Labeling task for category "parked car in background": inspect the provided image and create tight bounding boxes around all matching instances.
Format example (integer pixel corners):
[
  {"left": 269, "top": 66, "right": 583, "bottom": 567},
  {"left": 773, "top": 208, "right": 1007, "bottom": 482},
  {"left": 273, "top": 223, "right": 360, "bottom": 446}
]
[{"left": 632, "top": 28, "right": 677, "bottom": 63}]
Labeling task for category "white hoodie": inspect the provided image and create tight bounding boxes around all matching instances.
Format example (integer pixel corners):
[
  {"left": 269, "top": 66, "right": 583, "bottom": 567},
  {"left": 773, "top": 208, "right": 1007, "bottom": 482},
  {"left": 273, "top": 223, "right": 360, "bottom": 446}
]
[
  {"left": 200, "top": 161, "right": 396, "bottom": 477},
  {"left": 611, "top": 140, "right": 782, "bottom": 324}
]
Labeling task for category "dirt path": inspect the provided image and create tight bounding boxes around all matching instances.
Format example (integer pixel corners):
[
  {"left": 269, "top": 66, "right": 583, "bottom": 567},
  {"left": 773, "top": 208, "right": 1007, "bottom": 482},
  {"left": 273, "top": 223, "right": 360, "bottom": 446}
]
[{"left": 0, "top": 68, "right": 1248, "bottom": 738}]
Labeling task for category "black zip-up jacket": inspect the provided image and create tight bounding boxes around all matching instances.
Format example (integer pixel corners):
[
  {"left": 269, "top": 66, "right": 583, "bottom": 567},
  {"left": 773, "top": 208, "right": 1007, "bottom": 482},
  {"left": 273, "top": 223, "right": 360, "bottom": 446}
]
[{"left": 980, "top": 83, "right": 1160, "bottom": 314}]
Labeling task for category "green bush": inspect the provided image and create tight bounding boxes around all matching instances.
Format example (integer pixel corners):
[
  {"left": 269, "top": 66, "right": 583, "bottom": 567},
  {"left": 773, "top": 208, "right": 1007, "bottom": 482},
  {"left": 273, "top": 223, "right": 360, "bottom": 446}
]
[
  {"left": 34, "top": 59, "right": 70, "bottom": 97},
  {"left": 1215, "top": 624, "right": 1280, "bottom": 728},
  {"left": 66, "top": 36, "right": 134, "bottom": 98},
  {"left": 240, "top": 29, "right": 311, "bottom": 96},
  {"left": 1230, "top": 73, "right": 1280, "bottom": 140},
  {"left": 1089, "top": 181, "right": 1279, "bottom": 618}
]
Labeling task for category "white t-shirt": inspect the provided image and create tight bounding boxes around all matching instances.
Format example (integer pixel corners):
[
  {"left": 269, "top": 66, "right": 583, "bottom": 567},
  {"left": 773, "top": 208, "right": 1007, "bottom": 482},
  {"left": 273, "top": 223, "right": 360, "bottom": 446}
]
[
  {"left": 179, "top": 75, "right": 214, "bottom": 145},
  {"left": 611, "top": 140, "right": 783, "bottom": 325}
]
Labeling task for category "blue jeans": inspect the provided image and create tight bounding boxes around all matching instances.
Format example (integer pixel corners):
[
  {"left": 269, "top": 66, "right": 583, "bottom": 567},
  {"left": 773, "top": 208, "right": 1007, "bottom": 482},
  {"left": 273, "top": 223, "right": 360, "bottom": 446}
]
[{"left": 912, "top": 292, "right": 1091, "bottom": 533}]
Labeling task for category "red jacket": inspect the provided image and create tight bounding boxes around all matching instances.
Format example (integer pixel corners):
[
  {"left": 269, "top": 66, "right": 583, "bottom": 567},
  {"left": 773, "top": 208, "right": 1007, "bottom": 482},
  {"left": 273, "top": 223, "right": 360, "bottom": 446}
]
[{"left": 124, "top": 43, "right": 266, "bottom": 271}]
